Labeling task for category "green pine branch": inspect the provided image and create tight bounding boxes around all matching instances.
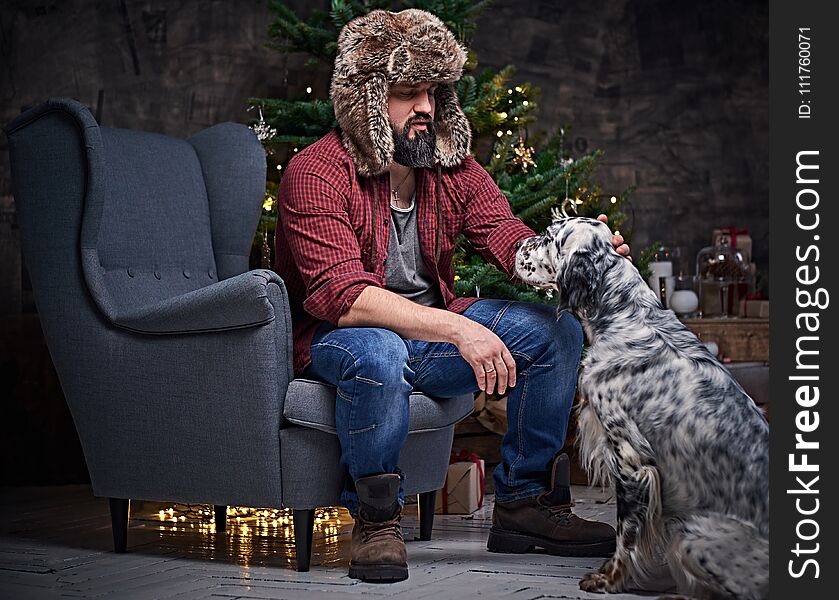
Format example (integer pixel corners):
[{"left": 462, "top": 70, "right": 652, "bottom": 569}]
[
  {"left": 266, "top": 0, "right": 392, "bottom": 64},
  {"left": 405, "top": 0, "right": 493, "bottom": 43},
  {"left": 457, "top": 66, "right": 538, "bottom": 135},
  {"left": 247, "top": 97, "right": 337, "bottom": 146}
]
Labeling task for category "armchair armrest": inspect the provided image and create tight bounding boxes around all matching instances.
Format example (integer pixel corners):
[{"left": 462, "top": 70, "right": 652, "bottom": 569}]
[{"left": 112, "top": 269, "right": 284, "bottom": 334}]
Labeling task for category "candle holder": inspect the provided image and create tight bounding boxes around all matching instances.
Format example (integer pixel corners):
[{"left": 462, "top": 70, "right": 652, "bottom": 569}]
[
  {"left": 696, "top": 241, "right": 753, "bottom": 318},
  {"left": 670, "top": 274, "right": 700, "bottom": 318},
  {"left": 646, "top": 246, "right": 682, "bottom": 308}
]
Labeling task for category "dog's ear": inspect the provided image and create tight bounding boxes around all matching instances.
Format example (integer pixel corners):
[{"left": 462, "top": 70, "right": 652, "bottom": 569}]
[{"left": 556, "top": 250, "right": 599, "bottom": 313}]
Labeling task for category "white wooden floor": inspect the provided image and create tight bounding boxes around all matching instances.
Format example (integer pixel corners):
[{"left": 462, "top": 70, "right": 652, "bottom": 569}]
[{"left": 0, "top": 485, "right": 661, "bottom": 599}]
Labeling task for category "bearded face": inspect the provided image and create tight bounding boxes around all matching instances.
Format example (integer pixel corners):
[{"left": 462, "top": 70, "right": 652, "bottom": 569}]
[
  {"left": 391, "top": 115, "right": 436, "bottom": 168},
  {"left": 387, "top": 82, "right": 438, "bottom": 168}
]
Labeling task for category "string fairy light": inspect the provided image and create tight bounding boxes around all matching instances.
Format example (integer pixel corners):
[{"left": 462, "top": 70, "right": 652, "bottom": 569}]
[{"left": 146, "top": 504, "right": 348, "bottom": 543}]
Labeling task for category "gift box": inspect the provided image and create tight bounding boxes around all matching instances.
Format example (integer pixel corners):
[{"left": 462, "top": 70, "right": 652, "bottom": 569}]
[
  {"left": 435, "top": 452, "right": 485, "bottom": 514},
  {"left": 712, "top": 227, "right": 753, "bottom": 263}
]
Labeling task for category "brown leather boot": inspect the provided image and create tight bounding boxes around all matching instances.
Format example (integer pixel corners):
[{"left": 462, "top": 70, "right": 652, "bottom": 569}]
[
  {"left": 487, "top": 453, "right": 616, "bottom": 557},
  {"left": 348, "top": 474, "right": 408, "bottom": 582}
]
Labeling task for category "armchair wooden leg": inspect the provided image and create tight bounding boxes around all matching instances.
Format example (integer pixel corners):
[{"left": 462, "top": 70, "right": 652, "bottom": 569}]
[
  {"left": 214, "top": 505, "right": 227, "bottom": 533},
  {"left": 418, "top": 491, "right": 436, "bottom": 541},
  {"left": 109, "top": 498, "right": 129, "bottom": 553},
  {"left": 293, "top": 509, "right": 315, "bottom": 572}
]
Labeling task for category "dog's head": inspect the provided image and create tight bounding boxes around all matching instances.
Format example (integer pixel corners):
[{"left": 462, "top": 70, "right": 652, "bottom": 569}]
[{"left": 516, "top": 217, "right": 619, "bottom": 313}]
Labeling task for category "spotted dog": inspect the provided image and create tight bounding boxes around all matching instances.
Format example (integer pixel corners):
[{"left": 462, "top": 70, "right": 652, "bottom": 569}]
[{"left": 515, "top": 216, "right": 769, "bottom": 600}]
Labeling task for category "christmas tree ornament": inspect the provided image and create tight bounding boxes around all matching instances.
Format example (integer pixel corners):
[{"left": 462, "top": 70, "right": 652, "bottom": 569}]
[
  {"left": 558, "top": 158, "right": 577, "bottom": 217},
  {"left": 511, "top": 134, "right": 537, "bottom": 173},
  {"left": 250, "top": 107, "right": 277, "bottom": 142}
]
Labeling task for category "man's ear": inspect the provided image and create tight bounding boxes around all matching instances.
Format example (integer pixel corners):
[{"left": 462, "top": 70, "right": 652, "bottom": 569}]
[{"left": 555, "top": 250, "right": 599, "bottom": 313}]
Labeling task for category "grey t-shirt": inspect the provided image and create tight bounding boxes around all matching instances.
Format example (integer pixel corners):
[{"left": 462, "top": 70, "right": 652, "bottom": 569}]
[{"left": 384, "top": 196, "right": 442, "bottom": 307}]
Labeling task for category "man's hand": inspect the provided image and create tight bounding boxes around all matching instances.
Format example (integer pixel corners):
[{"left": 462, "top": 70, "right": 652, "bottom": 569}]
[
  {"left": 452, "top": 318, "right": 516, "bottom": 395},
  {"left": 597, "top": 214, "right": 632, "bottom": 261}
]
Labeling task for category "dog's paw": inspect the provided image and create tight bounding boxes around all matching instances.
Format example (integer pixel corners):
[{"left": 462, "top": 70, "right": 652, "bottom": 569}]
[{"left": 580, "top": 571, "right": 610, "bottom": 593}]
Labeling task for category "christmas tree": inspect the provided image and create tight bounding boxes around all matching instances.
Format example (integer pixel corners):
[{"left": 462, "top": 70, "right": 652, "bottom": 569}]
[{"left": 249, "top": 0, "right": 634, "bottom": 301}]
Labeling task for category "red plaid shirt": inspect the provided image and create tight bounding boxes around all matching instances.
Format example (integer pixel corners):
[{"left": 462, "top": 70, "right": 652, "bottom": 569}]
[{"left": 275, "top": 130, "right": 536, "bottom": 376}]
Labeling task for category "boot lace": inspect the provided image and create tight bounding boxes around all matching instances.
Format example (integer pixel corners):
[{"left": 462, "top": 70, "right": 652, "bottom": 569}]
[
  {"left": 538, "top": 498, "right": 579, "bottom": 526},
  {"left": 359, "top": 516, "right": 404, "bottom": 544}
]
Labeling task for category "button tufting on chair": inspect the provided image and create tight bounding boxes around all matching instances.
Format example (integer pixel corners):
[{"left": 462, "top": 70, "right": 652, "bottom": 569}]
[
  {"left": 154, "top": 271, "right": 161, "bottom": 280},
  {"left": 183, "top": 269, "right": 191, "bottom": 278},
  {"left": 127, "top": 267, "right": 134, "bottom": 277}
]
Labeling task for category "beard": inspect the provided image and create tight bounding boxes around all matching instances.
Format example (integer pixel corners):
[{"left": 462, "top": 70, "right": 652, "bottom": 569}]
[{"left": 391, "top": 115, "right": 436, "bottom": 168}]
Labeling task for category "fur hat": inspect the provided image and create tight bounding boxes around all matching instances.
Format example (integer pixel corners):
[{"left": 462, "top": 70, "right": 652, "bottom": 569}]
[{"left": 330, "top": 9, "right": 473, "bottom": 176}]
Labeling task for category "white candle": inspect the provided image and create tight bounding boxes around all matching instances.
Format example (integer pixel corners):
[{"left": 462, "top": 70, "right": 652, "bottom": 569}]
[{"left": 648, "top": 261, "right": 673, "bottom": 279}]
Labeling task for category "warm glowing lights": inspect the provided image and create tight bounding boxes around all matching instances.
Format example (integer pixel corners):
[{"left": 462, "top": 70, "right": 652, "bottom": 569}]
[{"left": 148, "top": 504, "right": 347, "bottom": 542}]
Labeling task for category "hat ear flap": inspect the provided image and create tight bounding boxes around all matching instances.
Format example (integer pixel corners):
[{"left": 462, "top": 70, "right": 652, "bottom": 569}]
[
  {"left": 556, "top": 251, "right": 598, "bottom": 313},
  {"left": 433, "top": 83, "right": 472, "bottom": 167},
  {"left": 335, "top": 74, "right": 393, "bottom": 176}
]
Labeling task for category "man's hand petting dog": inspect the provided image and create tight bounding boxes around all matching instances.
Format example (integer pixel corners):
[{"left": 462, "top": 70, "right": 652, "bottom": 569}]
[
  {"left": 596, "top": 213, "right": 632, "bottom": 260},
  {"left": 456, "top": 215, "right": 628, "bottom": 397}
]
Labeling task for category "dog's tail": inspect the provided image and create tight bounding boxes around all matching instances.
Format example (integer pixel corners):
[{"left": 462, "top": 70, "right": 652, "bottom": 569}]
[{"left": 668, "top": 513, "right": 769, "bottom": 600}]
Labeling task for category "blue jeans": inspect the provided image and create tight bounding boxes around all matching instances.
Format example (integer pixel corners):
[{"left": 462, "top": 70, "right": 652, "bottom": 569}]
[{"left": 306, "top": 299, "right": 583, "bottom": 516}]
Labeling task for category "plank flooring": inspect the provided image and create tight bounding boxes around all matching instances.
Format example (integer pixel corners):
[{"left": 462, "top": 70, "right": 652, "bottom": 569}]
[{"left": 0, "top": 485, "right": 660, "bottom": 599}]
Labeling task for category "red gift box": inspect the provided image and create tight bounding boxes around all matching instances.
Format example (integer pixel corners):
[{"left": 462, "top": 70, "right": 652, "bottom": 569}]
[{"left": 712, "top": 227, "right": 753, "bottom": 263}]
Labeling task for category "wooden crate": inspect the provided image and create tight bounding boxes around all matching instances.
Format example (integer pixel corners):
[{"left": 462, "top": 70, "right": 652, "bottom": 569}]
[{"left": 682, "top": 317, "right": 769, "bottom": 362}]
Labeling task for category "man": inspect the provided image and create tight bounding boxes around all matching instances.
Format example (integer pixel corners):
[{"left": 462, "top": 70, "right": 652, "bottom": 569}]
[{"left": 275, "top": 9, "right": 630, "bottom": 582}]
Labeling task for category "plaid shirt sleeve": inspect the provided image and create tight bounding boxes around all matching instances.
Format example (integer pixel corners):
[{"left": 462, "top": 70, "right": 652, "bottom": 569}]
[
  {"left": 277, "top": 154, "right": 383, "bottom": 325},
  {"left": 459, "top": 157, "right": 538, "bottom": 277}
]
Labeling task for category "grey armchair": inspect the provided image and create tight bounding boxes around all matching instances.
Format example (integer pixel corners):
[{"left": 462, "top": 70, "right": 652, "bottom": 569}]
[{"left": 3, "top": 97, "right": 474, "bottom": 570}]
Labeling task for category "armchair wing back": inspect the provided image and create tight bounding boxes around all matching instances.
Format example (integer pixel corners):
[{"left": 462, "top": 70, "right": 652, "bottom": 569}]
[{"left": 4, "top": 98, "right": 292, "bottom": 506}]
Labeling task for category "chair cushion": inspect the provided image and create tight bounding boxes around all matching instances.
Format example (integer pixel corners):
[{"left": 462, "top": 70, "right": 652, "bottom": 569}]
[{"left": 284, "top": 378, "right": 474, "bottom": 435}]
